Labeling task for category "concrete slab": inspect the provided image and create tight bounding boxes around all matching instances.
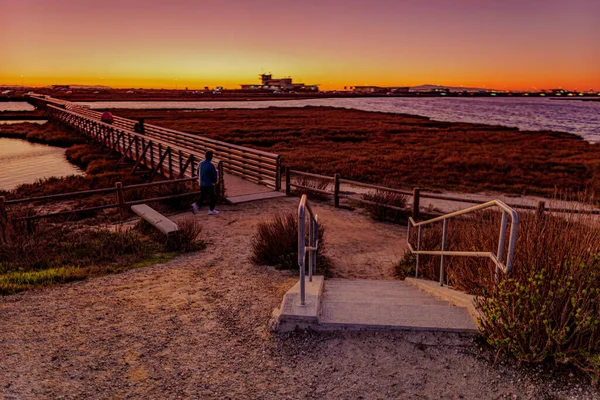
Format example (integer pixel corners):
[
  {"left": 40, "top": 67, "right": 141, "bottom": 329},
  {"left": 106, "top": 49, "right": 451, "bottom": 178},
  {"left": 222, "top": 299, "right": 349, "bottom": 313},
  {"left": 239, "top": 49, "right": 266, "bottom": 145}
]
[
  {"left": 270, "top": 276, "right": 324, "bottom": 332},
  {"left": 318, "top": 302, "right": 478, "bottom": 333},
  {"left": 131, "top": 204, "right": 179, "bottom": 235},
  {"left": 404, "top": 278, "right": 479, "bottom": 322}
]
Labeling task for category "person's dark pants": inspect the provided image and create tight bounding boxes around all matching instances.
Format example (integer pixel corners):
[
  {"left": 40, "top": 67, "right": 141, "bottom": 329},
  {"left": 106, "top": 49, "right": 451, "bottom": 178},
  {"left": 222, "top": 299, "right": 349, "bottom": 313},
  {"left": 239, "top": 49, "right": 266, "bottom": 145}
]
[{"left": 195, "top": 185, "right": 216, "bottom": 211}]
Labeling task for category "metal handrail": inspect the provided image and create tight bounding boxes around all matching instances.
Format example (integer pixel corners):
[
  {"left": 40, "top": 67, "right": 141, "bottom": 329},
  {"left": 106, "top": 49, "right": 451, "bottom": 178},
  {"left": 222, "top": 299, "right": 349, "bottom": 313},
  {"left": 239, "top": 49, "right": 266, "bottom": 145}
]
[
  {"left": 407, "top": 200, "right": 518, "bottom": 286},
  {"left": 298, "top": 194, "right": 319, "bottom": 306}
]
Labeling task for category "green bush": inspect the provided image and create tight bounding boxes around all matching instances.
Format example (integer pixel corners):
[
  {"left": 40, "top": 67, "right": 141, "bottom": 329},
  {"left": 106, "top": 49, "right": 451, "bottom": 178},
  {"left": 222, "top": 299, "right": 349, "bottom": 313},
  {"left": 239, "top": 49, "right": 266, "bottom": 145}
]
[
  {"left": 407, "top": 204, "right": 600, "bottom": 379},
  {"left": 0, "top": 222, "right": 152, "bottom": 295},
  {"left": 477, "top": 260, "right": 600, "bottom": 378}
]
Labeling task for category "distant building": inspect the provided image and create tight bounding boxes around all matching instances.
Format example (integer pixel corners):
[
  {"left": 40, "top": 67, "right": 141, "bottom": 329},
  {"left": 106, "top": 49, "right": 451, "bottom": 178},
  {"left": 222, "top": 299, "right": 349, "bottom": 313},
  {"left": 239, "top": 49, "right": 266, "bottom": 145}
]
[
  {"left": 51, "top": 85, "right": 71, "bottom": 91},
  {"left": 240, "top": 74, "right": 318, "bottom": 92},
  {"left": 354, "top": 86, "right": 409, "bottom": 94}
]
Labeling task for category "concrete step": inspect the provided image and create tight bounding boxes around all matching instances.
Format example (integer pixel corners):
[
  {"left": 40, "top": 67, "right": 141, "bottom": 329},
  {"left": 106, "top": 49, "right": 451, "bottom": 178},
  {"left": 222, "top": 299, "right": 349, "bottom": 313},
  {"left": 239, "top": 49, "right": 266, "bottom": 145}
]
[
  {"left": 321, "top": 294, "right": 449, "bottom": 306},
  {"left": 318, "top": 302, "right": 478, "bottom": 333}
]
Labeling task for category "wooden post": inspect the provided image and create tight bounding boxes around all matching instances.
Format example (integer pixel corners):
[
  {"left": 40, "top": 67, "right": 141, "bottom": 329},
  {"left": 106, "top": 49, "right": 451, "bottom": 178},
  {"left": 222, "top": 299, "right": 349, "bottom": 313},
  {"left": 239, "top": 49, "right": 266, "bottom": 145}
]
[
  {"left": 275, "top": 156, "right": 282, "bottom": 192},
  {"left": 168, "top": 148, "right": 173, "bottom": 179},
  {"left": 0, "top": 196, "right": 7, "bottom": 244},
  {"left": 116, "top": 182, "right": 125, "bottom": 220},
  {"left": 218, "top": 161, "right": 225, "bottom": 199},
  {"left": 412, "top": 187, "right": 421, "bottom": 220},
  {"left": 334, "top": 173, "right": 340, "bottom": 208},
  {"left": 536, "top": 201, "right": 546, "bottom": 219},
  {"left": 285, "top": 166, "right": 291, "bottom": 196}
]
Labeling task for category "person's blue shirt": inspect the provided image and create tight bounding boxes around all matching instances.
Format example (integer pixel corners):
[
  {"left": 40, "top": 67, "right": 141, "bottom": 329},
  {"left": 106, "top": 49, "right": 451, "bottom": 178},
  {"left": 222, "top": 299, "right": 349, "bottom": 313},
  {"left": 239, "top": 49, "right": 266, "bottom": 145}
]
[{"left": 198, "top": 160, "right": 218, "bottom": 187}]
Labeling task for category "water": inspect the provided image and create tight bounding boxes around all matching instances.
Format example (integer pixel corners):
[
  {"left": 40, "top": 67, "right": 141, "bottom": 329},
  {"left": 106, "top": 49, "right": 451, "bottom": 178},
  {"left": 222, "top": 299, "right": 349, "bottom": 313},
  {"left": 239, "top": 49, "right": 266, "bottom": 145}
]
[
  {"left": 0, "top": 138, "right": 83, "bottom": 191},
  {"left": 0, "top": 120, "right": 47, "bottom": 125},
  {"left": 0, "top": 102, "right": 35, "bottom": 112},
  {"left": 78, "top": 97, "right": 600, "bottom": 142}
]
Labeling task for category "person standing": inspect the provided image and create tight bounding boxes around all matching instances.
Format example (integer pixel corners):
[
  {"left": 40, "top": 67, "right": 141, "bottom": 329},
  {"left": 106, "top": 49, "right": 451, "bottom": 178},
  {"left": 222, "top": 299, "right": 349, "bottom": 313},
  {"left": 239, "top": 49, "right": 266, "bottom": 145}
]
[
  {"left": 134, "top": 118, "right": 145, "bottom": 134},
  {"left": 101, "top": 111, "right": 114, "bottom": 124},
  {"left": 192, "top": 150, "right": 219, "bottom": 215}
]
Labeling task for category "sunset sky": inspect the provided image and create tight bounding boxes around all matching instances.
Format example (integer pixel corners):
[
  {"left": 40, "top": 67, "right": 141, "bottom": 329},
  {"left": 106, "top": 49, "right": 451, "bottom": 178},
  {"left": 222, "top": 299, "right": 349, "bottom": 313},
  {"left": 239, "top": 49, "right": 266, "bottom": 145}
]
[{"left": 1, "top": 0, "right": 599, "bottom": 90}]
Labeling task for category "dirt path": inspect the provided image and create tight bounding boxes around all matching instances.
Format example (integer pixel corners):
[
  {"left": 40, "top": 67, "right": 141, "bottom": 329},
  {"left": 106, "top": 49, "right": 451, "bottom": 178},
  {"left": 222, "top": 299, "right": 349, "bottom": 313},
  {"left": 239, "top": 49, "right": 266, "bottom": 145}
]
[{"left": 1, "top": 197, "right": 597, "bottom": 399}]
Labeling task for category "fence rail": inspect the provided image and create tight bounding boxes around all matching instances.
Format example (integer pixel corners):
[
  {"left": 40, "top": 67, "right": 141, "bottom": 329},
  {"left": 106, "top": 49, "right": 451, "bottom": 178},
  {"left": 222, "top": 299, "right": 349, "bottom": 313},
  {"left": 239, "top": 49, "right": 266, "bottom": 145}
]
[
  {"left": 0, "top": 177, "right": 212, "bottom": 233},
  {"left": 285, "top": 168, "right": 600, "bottom": 217}
]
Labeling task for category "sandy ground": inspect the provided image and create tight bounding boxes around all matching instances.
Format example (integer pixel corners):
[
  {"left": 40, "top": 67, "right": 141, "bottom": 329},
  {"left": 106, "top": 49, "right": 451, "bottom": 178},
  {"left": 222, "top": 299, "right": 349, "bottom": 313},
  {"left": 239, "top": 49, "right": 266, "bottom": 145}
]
[{"left": 1, "top": 197, "right": 598, "bottom": 399}]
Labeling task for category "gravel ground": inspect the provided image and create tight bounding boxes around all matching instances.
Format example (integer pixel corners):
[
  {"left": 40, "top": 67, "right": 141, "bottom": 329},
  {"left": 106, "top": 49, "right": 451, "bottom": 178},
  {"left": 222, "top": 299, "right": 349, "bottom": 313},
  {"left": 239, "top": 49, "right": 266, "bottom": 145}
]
[{"left": 1, "top": 198, "right": 598, "bottom": 399}]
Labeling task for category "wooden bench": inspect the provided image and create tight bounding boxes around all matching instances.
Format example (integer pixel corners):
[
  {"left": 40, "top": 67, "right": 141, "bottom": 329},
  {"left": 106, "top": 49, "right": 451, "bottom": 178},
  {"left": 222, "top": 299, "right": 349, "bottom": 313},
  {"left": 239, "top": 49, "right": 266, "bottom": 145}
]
[{"left": 131, "top": 204, "right": 180, "bottom": 236}]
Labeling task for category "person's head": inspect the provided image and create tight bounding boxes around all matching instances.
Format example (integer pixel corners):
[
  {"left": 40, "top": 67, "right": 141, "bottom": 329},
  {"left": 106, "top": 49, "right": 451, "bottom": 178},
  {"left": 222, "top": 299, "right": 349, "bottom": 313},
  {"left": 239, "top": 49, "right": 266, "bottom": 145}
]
[
  {"left": 139, "top": 118, "right": 144, "bottom": 123},
  {"left": 205, "top": 150, "right": 213, "bottom": 161}
]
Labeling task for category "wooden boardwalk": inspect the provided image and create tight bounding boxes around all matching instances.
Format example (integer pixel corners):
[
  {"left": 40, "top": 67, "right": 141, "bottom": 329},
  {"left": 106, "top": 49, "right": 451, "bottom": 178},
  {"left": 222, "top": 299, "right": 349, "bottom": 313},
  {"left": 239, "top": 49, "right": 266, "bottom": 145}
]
[{"left": 26, "top": 94, "right": 284, "bottom": 204}]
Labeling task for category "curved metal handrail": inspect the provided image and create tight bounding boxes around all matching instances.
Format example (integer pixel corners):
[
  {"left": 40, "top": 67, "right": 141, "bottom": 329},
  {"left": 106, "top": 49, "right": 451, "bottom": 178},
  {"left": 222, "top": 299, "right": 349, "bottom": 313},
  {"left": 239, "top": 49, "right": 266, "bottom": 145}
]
[
  {"left": 407, "top": 200, "right": 518, "bottom": 286},
  {"left": 298, "top": 195, "right": 319, "bottom": 305}
]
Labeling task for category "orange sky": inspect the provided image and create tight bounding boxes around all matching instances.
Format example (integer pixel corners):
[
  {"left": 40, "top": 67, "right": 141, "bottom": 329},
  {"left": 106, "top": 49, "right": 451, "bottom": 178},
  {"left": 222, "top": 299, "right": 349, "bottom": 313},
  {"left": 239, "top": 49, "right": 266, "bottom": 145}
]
[{"left": 1, "top": 0, "right": 599, "bottom": 90}]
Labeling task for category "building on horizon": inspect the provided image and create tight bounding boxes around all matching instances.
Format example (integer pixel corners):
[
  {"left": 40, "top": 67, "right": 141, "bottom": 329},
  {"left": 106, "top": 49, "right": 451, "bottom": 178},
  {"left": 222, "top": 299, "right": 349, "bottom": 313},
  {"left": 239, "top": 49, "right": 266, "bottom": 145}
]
[
  {"left": 354, "top": 86, "right": 409, "bottom": 94},
  {"left": 240, "top": 74, "right": 318, "bottom": 92}
]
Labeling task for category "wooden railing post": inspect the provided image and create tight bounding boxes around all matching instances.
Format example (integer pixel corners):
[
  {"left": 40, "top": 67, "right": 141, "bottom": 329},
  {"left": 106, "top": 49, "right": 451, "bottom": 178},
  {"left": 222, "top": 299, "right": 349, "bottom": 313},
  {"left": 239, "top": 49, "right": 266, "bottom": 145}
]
[
  {"left": 275, "top": 156, "right": 282, "bottom": 192},
  {"left": 285, "top": 166, "right": 291, "bottom": 196},
  {"left": 334, "top": 173, "right": 340, "bottom": 208},
  {"left": 412, "top": 187, "right": 421, "bottom": 220},
  {"left": 116, "top": 182, "right": 125, "bottom": 220},
  {"left": 536, "top": 201, "right": 546, "bottom": 219},
  {"left": 218, "top": 161, "right": 225, "bottom": 199},
  {"left": 0, "top": 196, "right": 7, "bottom": 244}
]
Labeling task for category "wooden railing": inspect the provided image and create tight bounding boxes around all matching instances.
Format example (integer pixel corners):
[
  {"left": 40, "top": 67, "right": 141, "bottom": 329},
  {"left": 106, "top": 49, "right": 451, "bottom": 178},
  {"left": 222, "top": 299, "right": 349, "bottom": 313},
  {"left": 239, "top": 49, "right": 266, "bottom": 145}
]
[
  {"left": 285, "top": 168, "right": 600, "bottom": 218},
  {"left": 26, "top": 94, "right": 282, "bottom": 190},
  {"left": 0, "top": 176, "right": 225, "bottom": 240}
]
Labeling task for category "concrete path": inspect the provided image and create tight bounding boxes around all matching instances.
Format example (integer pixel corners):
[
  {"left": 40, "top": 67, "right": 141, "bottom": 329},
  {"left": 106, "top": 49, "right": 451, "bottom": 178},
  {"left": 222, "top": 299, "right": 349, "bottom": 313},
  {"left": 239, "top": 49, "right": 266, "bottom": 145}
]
[
  {"left": 273, "top": 278, "right": 478, "bottom": 333},
  {"left": 319, "top": 279, "right": 477, "bottom": 332}
]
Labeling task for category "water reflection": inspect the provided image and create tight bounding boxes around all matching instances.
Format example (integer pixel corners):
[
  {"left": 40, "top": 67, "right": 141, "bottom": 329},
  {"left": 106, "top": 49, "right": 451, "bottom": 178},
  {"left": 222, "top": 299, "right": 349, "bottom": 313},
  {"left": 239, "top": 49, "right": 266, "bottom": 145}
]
[
  {"left": 0, "top": 138, "right": 83, "bottom": 191},
  {"left": 0, "top": 102, "right": 35, "bottom": 112}
]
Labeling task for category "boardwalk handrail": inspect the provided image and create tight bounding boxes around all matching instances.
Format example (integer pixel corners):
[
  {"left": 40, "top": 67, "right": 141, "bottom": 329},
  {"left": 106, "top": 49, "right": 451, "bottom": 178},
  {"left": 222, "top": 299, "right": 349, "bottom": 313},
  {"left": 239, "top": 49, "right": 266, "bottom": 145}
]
[
  {"left": 298, "top": 194, "right": 319, "bottom": 306},
  {"left": 26, "top": 94, "right": 282, "bottom": 190},
  {"left": 407, "top": 200, "right": 519, "bottom": 286}
]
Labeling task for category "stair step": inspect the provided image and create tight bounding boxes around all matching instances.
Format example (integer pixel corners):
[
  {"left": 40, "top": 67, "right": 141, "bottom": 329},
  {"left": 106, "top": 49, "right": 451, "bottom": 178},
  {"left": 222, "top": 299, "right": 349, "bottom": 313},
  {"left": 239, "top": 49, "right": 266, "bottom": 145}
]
[
  {"left": 321, "top": 294, "right": 449, "bottom": 306},
  {"left": 319, "top": 302, "right": 478, "bottom": 332}
]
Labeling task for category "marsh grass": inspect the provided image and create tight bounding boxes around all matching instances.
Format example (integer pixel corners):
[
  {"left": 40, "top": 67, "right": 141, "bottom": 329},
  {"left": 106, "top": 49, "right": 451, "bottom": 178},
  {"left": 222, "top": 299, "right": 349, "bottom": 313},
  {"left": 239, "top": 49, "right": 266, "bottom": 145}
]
[
  {"left": 361, "top": 189, "right": 409, "bottom": 224},
  {"left": 291, "top": 175, "right": 331, "bottom": 202},
  {"left": 114, "top": 106, "right": 600, "bottom": 198},
  {"left": 0, "top": 215, "right": 202, "bottom": 295}
]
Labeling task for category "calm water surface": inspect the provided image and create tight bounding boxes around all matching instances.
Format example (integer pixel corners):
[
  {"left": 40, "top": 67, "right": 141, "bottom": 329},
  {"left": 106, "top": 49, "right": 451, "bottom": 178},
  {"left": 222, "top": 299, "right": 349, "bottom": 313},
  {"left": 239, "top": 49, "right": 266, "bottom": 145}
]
[
  {"left": 78, "top": 97, "right": 600, "bottom": 142},
  {"left": 0, "top": 138, "right": 83, "bottom": 191},
  {"left": 0, "top": 102, "right": 35, "bottom": 112}
]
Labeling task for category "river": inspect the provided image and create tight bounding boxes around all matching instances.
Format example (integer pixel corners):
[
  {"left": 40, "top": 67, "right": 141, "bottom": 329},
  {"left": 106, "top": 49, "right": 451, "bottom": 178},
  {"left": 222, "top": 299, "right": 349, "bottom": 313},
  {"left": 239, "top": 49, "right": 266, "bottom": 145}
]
[{"left": 0, "top": 138, "right": 83, "bottom": 191}]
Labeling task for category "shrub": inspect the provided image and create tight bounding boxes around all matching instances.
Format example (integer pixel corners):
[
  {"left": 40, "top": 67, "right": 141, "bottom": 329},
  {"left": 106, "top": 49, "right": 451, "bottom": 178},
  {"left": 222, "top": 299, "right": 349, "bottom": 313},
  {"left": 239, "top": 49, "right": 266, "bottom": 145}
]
[
  {"left": 166, "top": 217, "right": 205, "bottom": 252},
  {"left": 407, "top": 203, "right": 600, "bottom": 379},
  {"left": 477, "top": 261, "right": 600, "bottom": 378},
  {"left": 251, "top": 213, "right": 329, "bottom": 272},
  {"left": 362, "top": 189, "right": 409, "bottom": 223},
  {"left": 393, "top": 252, "right": 415, "bottom": 280}
]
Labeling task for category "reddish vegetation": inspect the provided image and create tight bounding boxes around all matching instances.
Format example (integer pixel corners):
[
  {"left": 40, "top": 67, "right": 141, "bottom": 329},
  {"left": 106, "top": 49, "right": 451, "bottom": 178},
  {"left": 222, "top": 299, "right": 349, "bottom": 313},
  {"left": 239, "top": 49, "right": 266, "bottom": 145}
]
[{"left": 113, "top": 107, "right": 600, "bottom": 197}]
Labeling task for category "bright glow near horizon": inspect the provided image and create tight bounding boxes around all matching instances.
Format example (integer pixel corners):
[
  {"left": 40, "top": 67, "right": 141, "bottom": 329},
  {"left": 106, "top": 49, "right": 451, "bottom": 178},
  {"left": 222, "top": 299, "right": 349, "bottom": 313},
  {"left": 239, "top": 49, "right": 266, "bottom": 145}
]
[{"left": 1, "top": 0, "right": 599, "bottom": 90}]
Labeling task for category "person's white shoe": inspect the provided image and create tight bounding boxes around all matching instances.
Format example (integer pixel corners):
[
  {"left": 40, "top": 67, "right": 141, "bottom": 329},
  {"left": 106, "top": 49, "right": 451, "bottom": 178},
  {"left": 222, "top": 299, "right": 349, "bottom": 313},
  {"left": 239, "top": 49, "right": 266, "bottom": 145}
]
[
  {"left": 191, "top": 203, "right": 199, "bottom": 215},
  {"left": 208, "top": 210, "right": 220, "bottom": 215}
]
